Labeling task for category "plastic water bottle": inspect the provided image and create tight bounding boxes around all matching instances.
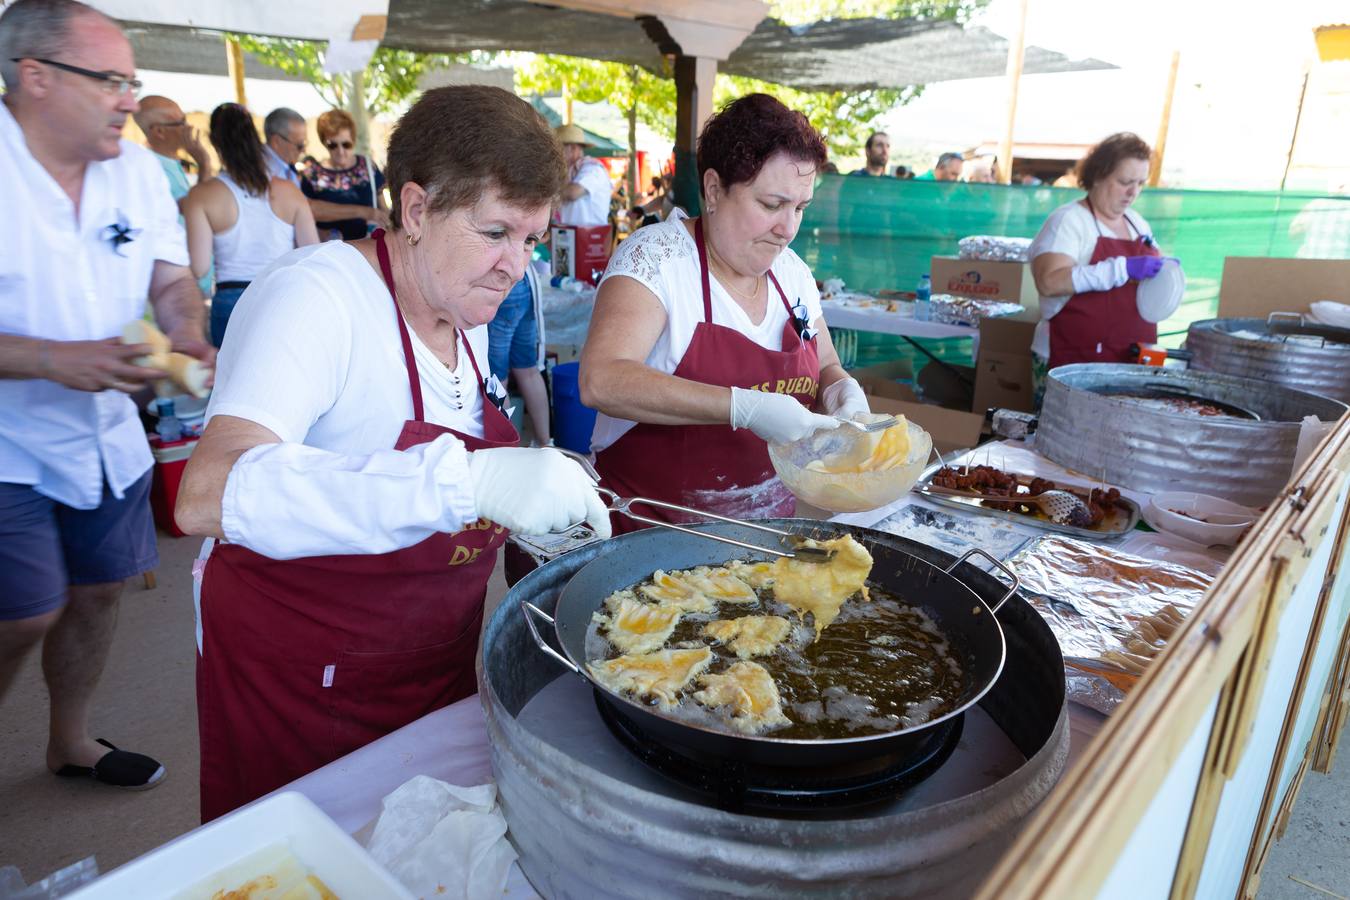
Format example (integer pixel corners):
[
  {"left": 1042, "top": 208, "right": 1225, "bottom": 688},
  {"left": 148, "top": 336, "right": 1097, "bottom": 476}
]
[
  {"left": 915, "top": 274, "right": 932, "bottom": 321},
  {"left": 155, "top": 397, "right": 183, "bottom": 443}
]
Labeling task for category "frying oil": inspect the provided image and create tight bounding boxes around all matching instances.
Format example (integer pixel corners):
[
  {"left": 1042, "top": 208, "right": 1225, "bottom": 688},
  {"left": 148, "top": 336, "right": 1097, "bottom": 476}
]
[{"left": 587, "top": 565, "right": 968, "bottom": 740}]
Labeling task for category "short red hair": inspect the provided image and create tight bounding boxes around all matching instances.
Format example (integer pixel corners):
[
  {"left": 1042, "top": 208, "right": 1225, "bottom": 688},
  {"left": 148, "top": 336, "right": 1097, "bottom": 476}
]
[
  {"left": 697, "top": 94, "right": 827, "bottom": 198},
  {"left": 317, "top": 108, "right": 357, "bottom": 143}
]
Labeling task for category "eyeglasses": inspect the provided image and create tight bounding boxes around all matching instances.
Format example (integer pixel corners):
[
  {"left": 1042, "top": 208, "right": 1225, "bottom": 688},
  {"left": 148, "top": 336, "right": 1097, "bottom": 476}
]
[
  {"left": 11, "top": 57, "right": 142, "bottom": 97},
  {"left": 275, "top": 133, "right": 306, "bottom": 152},
  {"left": 324, "top": 140, "right": 354, "bottom": 151}
]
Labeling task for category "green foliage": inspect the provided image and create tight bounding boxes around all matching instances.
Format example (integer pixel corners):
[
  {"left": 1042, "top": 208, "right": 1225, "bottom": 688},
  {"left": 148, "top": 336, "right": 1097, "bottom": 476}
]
[
  {"left": 513, "top": 53, "right": 676, "bottom": 138},
  {"left": 229, "top": 34, "right": 480, "bottom": 117},
  {"left": 770, "top": 0, "right": 986, "bottom": 24}
]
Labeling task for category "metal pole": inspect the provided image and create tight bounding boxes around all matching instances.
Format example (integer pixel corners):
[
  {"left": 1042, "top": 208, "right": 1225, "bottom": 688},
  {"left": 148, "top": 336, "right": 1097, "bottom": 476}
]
[
  {"left": 996, "top": 0, "right": 1029, "bottom": 185},
  {"left": 1149, "top": 50, "right": 1180, "bottom": 188},
  {"left": 1279, "top": 62, "right": 1312, "bottom": 191}
]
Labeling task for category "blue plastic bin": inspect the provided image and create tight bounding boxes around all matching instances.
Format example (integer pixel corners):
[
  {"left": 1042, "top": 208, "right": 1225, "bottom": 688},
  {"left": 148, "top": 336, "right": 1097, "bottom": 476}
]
[{"left": 551, "top": 362, "right": 597, "bottom": 454}]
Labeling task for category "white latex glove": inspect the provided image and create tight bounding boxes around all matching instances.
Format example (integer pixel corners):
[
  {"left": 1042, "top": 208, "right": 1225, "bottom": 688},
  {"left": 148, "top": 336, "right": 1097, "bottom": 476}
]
[
  {"left": 1069, "top": 256, "right": 1129, "bottom": 294},
  {"left": 729, "top": 386, "right": 841, "bottom": 445},
  {"left": 819, "top": 377, "right": 870, "bottom": 421},
  {"left": 468, "top": 447, "right": 612, "bottom": 538}
]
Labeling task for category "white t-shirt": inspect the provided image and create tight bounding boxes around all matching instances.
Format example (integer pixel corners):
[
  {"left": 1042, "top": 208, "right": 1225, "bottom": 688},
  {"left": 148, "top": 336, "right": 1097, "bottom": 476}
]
[
  {"left": 0, "top": 103, "right": 189, "bottom": 508},
  {"left": 1027, "top": 200, "right": 1154, "bottom": 359},
  {"left": 206, "top": 242, "right": 487, "bottom": 452},
  {"left": 590, "top": 210, "right": 824, "bottom": 452},
  {"left": 559, "top": 158, "right": 612, "bottom": 227}
]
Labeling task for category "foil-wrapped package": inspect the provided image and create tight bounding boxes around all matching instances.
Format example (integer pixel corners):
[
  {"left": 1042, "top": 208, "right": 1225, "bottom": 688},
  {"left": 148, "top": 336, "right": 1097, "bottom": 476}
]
[
  {"left": 958, "top": 235, "right": 1033, "bottom": 263},
  {"left": 928, "top": 293, "right": 1024, "bottom": 327},
  {"left": 1008, "top": 535, "right": 1213, "bottom": 711}
]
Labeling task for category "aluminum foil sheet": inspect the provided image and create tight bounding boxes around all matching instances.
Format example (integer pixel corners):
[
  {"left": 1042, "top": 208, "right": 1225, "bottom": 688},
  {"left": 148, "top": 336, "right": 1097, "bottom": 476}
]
[
  {"left": 957, "top": 235, "right": 1032, "bottom": 263},
  {"left": 1008, "top": 535, "right": 1213, "bottom": 712},
  {"left": 928, "top": 293, "right": 1024, "bottom": 327}
]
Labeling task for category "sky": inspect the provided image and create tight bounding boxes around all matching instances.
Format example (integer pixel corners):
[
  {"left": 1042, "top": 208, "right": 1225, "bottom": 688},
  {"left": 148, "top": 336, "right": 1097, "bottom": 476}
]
[
  {"left": 877, "top": 0, "right": 1349, "bottom": 189},
  {"left": 132, "top": 0, "right": 1349, "bottom": 192}
]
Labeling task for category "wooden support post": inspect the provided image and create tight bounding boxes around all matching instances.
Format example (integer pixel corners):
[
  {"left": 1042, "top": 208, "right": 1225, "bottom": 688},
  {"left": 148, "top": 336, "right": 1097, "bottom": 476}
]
[
  {"left": 225, "top": 37, "right": 248, "bottom": 108},
  {"left": 1150, "top": 50, "right": 1181, "bottom": 187},
  {"left": 673, "top": 54, "right": 716, "bottom": 215},
  {"left": 995, "top": 0, "right": 1028, "bottom": 185}
]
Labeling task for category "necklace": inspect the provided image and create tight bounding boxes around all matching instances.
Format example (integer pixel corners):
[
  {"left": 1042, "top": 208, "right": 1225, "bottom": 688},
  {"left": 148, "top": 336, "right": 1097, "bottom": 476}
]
[{"left": 706, "top": 243, "right": 762, "bottom": 303}]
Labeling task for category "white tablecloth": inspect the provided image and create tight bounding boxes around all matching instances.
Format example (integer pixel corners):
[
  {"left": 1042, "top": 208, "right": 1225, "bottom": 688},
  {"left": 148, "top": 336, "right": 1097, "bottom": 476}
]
[
  {"left": 274, "top": 696, "right": 540, "bottom": 899},
  {"left": 820, "top": 298, "right": 978, "bottom": 340}
]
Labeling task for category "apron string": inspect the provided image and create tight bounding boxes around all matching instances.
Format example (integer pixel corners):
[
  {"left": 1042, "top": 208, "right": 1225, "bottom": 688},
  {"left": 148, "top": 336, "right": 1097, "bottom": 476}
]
[{"left": 373, "top": 228, "right": 427, "bottom": 423}]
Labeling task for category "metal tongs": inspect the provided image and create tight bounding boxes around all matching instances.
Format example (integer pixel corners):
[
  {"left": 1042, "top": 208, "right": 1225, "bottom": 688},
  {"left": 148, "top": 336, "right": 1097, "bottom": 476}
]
[
  {"left": 555, "top": 448, "right": 836, "bottom": 562},
  {"left": 920, "top": 483, "right": 1095, "bottom": 526}
]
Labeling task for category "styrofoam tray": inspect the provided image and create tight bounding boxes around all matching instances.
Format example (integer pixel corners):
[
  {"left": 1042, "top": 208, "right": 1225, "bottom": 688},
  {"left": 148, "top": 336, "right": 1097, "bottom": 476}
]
[{"left": 66, "top": 791, "right": 413, "bottom": 899}]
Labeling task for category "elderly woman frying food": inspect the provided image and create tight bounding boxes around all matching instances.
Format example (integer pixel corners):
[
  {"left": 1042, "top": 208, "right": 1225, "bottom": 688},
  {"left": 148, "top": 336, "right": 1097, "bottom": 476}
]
[
  {"left": 581, "top": 94, "right": 865, "bottom": 529},
  {"left": 176, "top": 87, "right": 609, "bottom": 821}
]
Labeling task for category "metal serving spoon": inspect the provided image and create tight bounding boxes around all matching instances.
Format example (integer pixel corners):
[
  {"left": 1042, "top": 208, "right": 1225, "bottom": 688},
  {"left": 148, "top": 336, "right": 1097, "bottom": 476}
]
[
  {"left": 835, "top": 415, "right": 900, "bottom": 433},
  {"left": 921, "top": 484, "right": 1095, "bottom": 527},
  {"left": 554, "top": 448, "right": 835, "bottom": 562}
]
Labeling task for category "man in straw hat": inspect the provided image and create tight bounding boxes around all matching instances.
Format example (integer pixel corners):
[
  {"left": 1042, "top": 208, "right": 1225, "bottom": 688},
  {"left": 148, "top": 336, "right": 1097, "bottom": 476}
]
[{"left": 556, "top": 123, "right": 612, "bottom": 227}]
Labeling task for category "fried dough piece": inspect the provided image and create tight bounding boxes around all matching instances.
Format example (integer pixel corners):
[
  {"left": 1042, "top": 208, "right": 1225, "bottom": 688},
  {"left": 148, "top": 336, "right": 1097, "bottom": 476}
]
[
  {"left": 684, "top": 566, "right": 758, "bottom": 604},
  {"left": 702, "top": 616, "right": 792, "bottom": 659},
  {"left": 638, "top": 570, "right": 715, "bottom": 613},
  {"left": 588, "top": 648, "right": 714, "bottom": 710},
  {"left": 693, "top": 661, "right": 791, "bottom": 734},
  {"left": 770, "top": 534, "right": 873, "bottom": 638},
  {"left": 594, "top": 595, "right": 683, "bottom": 654},
  {"left": 725, "top": 559, "right": 775, "bottom": 590}
]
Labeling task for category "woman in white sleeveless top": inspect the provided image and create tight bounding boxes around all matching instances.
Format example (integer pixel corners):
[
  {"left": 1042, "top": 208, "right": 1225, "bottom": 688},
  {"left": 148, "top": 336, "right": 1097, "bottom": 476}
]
[{"left": 184, "top": 103, "right": 318, "bottom": 347}]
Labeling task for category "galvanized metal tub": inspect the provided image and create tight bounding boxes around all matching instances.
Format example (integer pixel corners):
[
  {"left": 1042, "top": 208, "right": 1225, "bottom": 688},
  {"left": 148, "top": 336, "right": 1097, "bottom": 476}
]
[
  {"left": 1187, "top": 317, "right": 1350, "bottom": 403},
  {"left": 480, "top": 520, "right": 1070, "bottom": 900},
  {"left": 1038, "top": 364, "right": 1347, "bottom": 507}
]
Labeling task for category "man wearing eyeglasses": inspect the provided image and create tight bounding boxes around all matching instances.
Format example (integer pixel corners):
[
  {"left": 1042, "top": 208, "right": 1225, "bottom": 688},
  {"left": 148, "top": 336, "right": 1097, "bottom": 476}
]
[
  {"left": 261, "top": 107, "right": 306, "bottom": 188},
  {"left": 134, "top": 95, "right": 214, "bottom": 207},
  {"left": 0, "top": 0, "right": 214, "bottom": 791}
]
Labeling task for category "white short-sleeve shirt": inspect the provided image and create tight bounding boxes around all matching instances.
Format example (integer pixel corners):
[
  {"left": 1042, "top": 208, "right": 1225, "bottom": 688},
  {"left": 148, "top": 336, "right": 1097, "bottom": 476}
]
[
  {"left": 0, "top": 103, "right": 190, "bottom": 508},
  {"left": 1027, "top": 199, "right": 1154, "bottom": 359},
  {"left": 205, "top": 242, "right": 487, "bottom": 454},
  {"left": 590, "top": 210, "right": 824, "bottom": 453},
  {"left": 559, "top": 158, "right": 613, "bottom": 227}
]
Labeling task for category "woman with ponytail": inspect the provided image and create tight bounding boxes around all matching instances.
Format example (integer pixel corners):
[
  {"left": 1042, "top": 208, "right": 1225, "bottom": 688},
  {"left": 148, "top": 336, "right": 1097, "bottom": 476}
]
[{"left": 184, "top": 103, "right": 318, "bottom": 347}]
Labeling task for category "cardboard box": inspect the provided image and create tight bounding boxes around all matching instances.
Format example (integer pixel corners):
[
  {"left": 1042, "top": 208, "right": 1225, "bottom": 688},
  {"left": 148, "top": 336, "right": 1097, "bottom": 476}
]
[
  {"left": 551, "top": 225, "right": 613, "bottom": 285},
  {"left": 1218, "top": 257, "right": 1350, "bottom": 319},
  {"left": 930, "top": 255, "right": 1040, "bottom": 321},
  {"left": 852, "top": 371, "right": 984, "bottom": 455},
  {"left": 972, "top": 318, "right": 1038, "bottom": 415}
]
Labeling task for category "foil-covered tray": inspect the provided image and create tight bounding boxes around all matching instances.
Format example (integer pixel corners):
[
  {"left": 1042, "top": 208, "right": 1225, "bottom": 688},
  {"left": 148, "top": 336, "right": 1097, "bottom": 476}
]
[{"left": 913, "top": 461, "right": 1141, "bottom": 540}]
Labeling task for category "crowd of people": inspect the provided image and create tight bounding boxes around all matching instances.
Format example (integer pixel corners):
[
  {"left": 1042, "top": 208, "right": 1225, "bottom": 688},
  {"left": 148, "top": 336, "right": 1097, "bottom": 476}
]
[{"left": 0, "top": 0, "right": 1181, "bottom": 835}]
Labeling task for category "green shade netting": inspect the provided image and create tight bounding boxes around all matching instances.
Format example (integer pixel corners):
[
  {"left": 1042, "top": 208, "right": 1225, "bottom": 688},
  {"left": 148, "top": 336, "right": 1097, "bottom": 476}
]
[{"left": 791, "top": 176, "right": 1350, "bottom": 372}]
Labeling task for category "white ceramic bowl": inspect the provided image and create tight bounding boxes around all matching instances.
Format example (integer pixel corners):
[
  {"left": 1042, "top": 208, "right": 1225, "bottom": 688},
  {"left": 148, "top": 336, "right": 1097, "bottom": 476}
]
[
  {"left": 1143, "top": 491, "right": 1258, "bottom": 547},
  {"left": 769, "top": 419, "right": 932, "bottom": 513}
]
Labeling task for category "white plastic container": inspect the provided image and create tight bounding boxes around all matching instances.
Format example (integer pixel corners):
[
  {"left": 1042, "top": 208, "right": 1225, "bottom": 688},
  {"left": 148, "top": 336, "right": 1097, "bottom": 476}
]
[{"left": 67, "top": 791, "right": 412, "bottom": 899}]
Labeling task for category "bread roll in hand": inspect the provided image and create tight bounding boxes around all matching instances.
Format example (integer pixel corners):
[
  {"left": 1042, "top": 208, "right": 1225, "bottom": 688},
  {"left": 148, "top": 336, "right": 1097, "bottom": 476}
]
[{"left": 121, "top": 320, "right": 212, "bottom": 398}]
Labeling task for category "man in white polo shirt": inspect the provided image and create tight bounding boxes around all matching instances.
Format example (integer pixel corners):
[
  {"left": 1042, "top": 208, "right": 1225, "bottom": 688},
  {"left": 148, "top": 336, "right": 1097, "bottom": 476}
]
[
  {"left": 556, "top": 123, "right": 612, "bottom": 227},
  {"left": 0, "top": 0, "right": 213, "bottom": 790}
]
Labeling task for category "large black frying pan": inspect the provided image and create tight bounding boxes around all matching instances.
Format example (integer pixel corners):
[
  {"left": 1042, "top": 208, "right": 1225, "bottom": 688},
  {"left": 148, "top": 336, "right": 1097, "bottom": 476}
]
[{"left": 522, "top": 518, "right": 1018, "bottom": 769}]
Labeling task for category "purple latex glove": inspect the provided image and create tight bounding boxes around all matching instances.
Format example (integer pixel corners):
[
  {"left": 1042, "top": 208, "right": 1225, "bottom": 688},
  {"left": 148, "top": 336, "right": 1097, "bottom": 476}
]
[{"left": 1125, "top": 256, "right": 1164, "bottom": 280}]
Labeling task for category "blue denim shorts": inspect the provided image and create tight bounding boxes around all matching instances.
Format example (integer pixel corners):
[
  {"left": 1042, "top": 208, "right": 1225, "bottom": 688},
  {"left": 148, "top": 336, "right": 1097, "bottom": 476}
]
[
  {"left": 210, "top": 284, "right": 248, "bottom": 349},
  {"left": 0, "top": 471, "right": 157, "bottom": 620},
  {"left": 487, "top": 278, "right": 539, "bottom": 382}
]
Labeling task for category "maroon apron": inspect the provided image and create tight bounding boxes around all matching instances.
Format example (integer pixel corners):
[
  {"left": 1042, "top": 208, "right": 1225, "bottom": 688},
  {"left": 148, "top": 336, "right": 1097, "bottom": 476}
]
[
  {"left": 196, "top": 230, "right": 518, "bottom": 822},
  {"left": 594, "top": 217, "right": 820, "bottom": 534},
  {"left": 1048, "top": 198, "right": 1162, "bottom": 368}
]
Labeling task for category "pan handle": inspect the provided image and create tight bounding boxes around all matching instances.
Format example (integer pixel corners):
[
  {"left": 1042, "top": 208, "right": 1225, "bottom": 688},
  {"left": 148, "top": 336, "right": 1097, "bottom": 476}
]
[
  {"left": 943, "top": 548, "right": 1020, "bottom": 614},
  {"left": 520, "top": 600, "right": 582, "bottom": 676}
]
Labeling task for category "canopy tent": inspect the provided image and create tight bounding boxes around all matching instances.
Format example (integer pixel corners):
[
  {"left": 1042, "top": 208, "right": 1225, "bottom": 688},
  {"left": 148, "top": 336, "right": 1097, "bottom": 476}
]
[
  {"left": 527, "top": 96, "right": 625, "bottom": 157},
  {"left": 110, "top": 1, "right": 1113, "bottom": 91}
]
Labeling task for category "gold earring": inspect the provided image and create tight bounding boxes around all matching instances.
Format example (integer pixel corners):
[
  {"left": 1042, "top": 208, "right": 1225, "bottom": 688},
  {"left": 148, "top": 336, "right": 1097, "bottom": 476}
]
[{"left": 407, "top": 232, "right": 419, "bottom": 247}]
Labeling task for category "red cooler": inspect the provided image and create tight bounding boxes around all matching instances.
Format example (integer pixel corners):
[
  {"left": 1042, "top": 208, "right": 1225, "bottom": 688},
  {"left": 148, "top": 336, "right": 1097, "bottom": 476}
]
[{"left": 148, "top": 435, "right": 198, "bottom": 537}]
